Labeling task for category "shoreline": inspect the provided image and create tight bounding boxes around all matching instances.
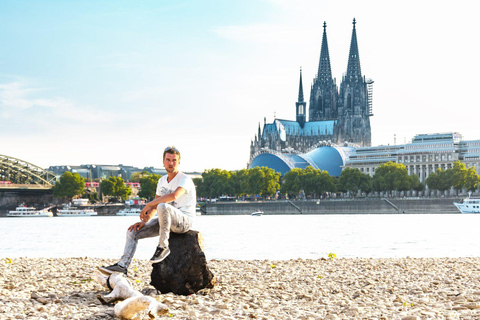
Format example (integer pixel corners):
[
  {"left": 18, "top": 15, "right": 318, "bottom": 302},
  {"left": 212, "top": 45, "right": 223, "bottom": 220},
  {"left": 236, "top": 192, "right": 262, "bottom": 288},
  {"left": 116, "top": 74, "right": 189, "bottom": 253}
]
[{"left": 2, "top": 257, "right": 480, "bottom": 319}]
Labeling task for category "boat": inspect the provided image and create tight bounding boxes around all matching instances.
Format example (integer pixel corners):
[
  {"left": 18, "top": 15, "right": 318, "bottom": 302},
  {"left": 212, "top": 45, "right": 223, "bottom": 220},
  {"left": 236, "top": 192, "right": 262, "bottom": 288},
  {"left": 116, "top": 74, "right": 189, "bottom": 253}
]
[
  {"left": 7, "top": 205, "right": 53, "bottom": 217},
  {"left": 453, "top": 195, "right": 480, "bottom": 213},
  {"left": 117, "top": 207, "right": 142, "bottom": 216},
  {"left": 57, "top": 204, "right": 97, "bottom": 217},
  {"left": 251, "top": 210, "right": 263, "bottom": 216}
]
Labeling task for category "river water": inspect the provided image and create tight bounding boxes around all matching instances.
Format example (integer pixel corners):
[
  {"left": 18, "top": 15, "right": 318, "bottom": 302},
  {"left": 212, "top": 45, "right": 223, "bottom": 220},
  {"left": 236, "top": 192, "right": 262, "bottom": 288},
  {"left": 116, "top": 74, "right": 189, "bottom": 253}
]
[{"left": 1, "top": 214, "right": 479, "bottom": 260}]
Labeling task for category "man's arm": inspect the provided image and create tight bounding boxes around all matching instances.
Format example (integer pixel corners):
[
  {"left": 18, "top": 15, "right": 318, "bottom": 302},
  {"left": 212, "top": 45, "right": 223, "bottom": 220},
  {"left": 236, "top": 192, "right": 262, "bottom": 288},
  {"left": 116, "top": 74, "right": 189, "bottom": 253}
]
[{"left": 140, "top": 187, "right": 186, "bottom": 222}]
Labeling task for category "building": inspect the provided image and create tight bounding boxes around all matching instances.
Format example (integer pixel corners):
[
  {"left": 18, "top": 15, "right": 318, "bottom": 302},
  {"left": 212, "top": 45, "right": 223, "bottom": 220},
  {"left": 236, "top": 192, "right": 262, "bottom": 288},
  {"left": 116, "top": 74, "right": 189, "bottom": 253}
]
[
  {"left": 249, "top": 19, "right": 373, "bottom": 174},
  {"left": 47, "top": 164, "right": 167, "bottom": 181},
  {"left": 345, "top": 132, "right": 480, "bottom": 183}
]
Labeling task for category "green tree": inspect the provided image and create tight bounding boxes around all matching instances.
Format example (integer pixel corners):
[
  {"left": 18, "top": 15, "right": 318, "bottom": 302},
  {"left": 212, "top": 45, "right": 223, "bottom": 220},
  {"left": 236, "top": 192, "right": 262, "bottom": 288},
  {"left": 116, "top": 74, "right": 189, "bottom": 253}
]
[
  {"left": 338, "top": 167, "right": 372, "bottom": 197},
  {"left": 261, "top": 166, "right": 281, "bottom": 198},
  {"left": 465, "top": 166, "right": 480, "bottom": 192},
  {"left": 372, "top": 162, "right": 411, "bottom": 195},
  {"left": 450, "top": 161, "right": 467, "bottom": 195},
  {"left": 201, "top": 169, "right": 233, "bottom": 198},
  {"left": 100, "top": 176, "right": 132, "bottom": 202},
  {"left": 138, "top": 174, "right": 161, "bottom": 200},
  {"left": 130, "top": 171, "right": 148, "bottom": 183},
  {"left": 315, "top": 170, "right": 337, "bottom": 197},
  {"left": 53, "top": 172, "right": 85, "bottom": 199},
  {"left": 231, "top": 169, "right": 249, "bottom": 197},
  {"left": 410, "top": 174, "right": 425, "bottom": 193},
  {"left": 426, "top": 168, "right": 452, "bottom": 195},
  {"left": 246, "top": 167, "right": 280, "bottom": 199},
  {"left": 280, "top": 168, "right": 303, "bottom": 198},
  {"left": 359, "top": 173, "right": 373, "bottom": 195},
  {"left": 193, "top": 177, "right": 204, "bottom": 198}
]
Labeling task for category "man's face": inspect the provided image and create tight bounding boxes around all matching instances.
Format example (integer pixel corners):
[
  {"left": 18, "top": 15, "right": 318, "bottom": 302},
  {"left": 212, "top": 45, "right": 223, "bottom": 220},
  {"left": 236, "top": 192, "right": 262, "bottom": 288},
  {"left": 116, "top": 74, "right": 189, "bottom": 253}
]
[{"left": 163, "top": 153, "right": 180, "bottom": 174}]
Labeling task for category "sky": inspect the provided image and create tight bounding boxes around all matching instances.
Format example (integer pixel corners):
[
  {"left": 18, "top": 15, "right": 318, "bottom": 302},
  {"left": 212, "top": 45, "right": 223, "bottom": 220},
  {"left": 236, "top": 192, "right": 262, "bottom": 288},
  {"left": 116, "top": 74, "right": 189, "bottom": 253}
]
[{"left": 1, "top": 0, "right": 479, "bottom": 173}]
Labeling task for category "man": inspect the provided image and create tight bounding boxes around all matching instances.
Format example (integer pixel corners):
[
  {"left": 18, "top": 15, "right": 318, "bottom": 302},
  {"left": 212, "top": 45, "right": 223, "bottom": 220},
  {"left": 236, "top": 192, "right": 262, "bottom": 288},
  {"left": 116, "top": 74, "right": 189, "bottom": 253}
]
[{"left": 99, "top": 146, "right": 196, "bottom": 275}]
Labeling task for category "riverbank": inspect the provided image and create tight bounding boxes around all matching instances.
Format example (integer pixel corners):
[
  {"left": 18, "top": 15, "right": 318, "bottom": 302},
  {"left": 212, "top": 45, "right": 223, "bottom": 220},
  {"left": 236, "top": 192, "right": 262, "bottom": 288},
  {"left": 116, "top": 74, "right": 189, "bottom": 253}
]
[
  {"left": 202, "top": 198, "right": 461, "bottom": 215},
  {"left": 2, "top": 257, "right": 480, "bottom": 319}
]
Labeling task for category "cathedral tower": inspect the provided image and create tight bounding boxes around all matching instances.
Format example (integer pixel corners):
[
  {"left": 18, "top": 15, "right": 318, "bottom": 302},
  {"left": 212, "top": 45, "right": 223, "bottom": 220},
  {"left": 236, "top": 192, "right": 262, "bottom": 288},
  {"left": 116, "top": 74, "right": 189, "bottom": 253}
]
[
  {"left": 336, "top": 18, "right": 372, "bottom": 146},
  {"left": 309, "top": 22, "right": 338, "bottom": 122}
]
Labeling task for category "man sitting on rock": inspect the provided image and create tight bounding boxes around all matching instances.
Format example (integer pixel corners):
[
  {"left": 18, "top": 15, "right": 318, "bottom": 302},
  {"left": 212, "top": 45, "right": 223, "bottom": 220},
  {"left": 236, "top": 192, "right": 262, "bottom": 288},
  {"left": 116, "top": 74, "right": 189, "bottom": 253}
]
[{"left": 99, "top": 146, "right": 197, "bottom": 275}]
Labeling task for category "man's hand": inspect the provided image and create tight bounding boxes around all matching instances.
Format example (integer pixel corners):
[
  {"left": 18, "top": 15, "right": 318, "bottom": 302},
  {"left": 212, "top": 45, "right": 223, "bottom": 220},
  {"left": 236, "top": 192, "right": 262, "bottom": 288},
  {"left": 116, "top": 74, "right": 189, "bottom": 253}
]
[
  {"left": 140, "top": 207, "right": 154, "bottom": 222},
  {"left": 128, "top": 221, "right": 145, "bottom": 232}
]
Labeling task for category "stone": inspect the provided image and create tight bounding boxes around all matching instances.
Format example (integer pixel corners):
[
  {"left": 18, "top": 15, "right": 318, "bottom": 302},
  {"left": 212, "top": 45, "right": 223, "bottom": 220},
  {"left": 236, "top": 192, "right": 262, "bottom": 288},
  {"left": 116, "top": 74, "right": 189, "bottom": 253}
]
[{"left": 150, "top": 230, "right": 216, "bottom": 295}]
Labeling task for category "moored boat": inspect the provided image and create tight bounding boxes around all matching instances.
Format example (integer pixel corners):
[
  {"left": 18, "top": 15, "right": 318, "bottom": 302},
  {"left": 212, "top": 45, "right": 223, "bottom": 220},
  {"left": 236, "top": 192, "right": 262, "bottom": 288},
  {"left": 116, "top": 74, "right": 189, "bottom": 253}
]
[
  {"left": 7, "top": 206, "right": 53, "bottom": 217},
  {"left": 57, "top": 205, "right": 97, "bottom": 217},
  {"left": 117, "top": 207, "right": 141, "bottom": 216},
  {"left": 453, "top": 196, "right": 480, "bottom": 213}
]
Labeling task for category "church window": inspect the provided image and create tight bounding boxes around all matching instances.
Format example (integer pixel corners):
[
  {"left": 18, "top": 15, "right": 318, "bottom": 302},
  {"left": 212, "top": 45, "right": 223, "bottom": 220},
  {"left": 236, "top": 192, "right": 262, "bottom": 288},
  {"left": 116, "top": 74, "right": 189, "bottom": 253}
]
[
  {"left": 299, "top": 104, "right": 304, "bottom": 115},
  {"left": 346, "top": 94, "right": 352, "bottom": 111}
]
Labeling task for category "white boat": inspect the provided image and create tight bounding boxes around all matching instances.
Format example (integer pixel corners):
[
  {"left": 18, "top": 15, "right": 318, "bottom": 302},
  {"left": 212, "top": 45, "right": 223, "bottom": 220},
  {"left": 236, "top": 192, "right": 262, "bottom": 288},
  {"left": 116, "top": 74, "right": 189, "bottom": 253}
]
[
  {"left": 453, "top": 196, "right": 480, "bottom": 213},
  {"left": 57, "top": 205, "right": 97, "bottom": 217},
  {"left": 251, "top": 210, "right": 263, "bottom": 216},
  {"left": 7, "top": 206, "right": 53, "bottom": 217},
  {"left": 117, "top": 207, "right": 142, "bottom": 216}
]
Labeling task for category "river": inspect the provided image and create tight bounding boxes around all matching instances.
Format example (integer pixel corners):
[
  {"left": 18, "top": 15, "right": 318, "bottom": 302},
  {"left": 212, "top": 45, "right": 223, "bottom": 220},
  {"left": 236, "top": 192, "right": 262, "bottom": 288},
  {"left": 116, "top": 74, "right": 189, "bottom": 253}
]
[{"left": 1, "top": 214, "right": 479, "bottom": 260}]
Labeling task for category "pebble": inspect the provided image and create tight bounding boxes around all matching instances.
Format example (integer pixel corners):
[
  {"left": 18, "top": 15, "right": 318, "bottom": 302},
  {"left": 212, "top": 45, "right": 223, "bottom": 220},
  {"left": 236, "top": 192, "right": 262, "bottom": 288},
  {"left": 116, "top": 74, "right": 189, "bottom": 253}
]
[{"left": 2, "top": 257, "right": 480, "bottom": 319}]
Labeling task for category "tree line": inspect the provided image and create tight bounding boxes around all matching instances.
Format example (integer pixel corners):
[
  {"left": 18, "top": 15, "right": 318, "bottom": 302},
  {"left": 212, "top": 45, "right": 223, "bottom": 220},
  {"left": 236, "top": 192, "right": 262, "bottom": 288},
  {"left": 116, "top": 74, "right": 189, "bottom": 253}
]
[
  {"left": 52, "top": 171, "right": 161, "bottom": 202},
  {"left": 195, "top": 161, "right": 480, "bottom": 199},
  {"left": 52, "top": 160, "right": 480, "bottom": 202}
]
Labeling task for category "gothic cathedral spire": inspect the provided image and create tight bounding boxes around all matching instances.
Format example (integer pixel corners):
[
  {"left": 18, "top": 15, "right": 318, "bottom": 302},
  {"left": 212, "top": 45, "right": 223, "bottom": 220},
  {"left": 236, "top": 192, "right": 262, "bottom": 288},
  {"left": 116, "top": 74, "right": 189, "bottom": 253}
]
[
  {"left": 296, "top": 67, "right": 306, "bottom": 128},
  {"left": 309, "top": 21, "right": 338, "bottom": 122},
  {"left": 345, "top": 18, "right": 362, "bottom": 80}
]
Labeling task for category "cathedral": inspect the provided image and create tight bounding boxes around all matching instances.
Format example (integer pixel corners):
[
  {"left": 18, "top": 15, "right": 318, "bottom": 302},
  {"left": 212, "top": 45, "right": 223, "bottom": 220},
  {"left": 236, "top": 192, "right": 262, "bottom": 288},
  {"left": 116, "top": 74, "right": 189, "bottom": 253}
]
[{"left": 250, "top": 19, "right": 373, "bottom": 161}]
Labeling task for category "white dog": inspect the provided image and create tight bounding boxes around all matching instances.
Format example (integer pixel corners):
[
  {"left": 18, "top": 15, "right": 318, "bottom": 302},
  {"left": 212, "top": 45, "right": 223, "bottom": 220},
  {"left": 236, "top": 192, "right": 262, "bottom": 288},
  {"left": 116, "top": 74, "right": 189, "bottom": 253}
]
[{"left": 94, "top": 271, "right": 169, "bottom": 319}]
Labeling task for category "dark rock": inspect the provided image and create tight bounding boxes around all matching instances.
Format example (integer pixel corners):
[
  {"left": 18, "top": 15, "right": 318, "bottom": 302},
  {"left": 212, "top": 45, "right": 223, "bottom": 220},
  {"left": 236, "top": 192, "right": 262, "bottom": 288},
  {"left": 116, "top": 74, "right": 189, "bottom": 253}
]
[{"left": 150, "top": 230, "right": 215, "bottom": 295}]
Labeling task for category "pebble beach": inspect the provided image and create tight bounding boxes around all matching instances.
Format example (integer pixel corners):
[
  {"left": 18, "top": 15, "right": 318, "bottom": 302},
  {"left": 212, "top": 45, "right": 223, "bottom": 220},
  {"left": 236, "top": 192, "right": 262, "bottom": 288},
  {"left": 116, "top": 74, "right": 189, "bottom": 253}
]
[{"left": 2, "top": 257, "right": 480, "bottom": 319}]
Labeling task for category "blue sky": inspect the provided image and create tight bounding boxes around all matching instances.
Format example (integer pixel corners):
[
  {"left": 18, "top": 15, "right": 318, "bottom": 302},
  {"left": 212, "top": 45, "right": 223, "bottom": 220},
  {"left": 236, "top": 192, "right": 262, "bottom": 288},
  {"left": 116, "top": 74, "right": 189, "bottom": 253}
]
[{"left": 1, "top": 0, "right": 479, "bottom": 172}]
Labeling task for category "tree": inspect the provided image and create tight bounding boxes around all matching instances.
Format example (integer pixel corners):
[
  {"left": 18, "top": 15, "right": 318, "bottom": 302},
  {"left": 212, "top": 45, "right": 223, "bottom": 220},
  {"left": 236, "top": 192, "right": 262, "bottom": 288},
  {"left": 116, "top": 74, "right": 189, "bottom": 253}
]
[
  {"left": 338, "top": 168, "right": 372, "bottom": 197},
  {"left": 231, "top": 169, "right": 249, "bottom": 197},
  {"left": 246, "top": 167, "right": 280, "bottom": 199},
  {"left": 372, "top": 162, "right": 411, "bottom": 195},
  {"left": 100, "top": 176, "right": 132, "bottom": 202},
  {"left": 410, "top": 174, "right": 425, "bottom": 193},
  {"left": 260, "top": 166, "right": 281, "bottom": 198},
  {"left": 450, "top": 161, "right": 467, "bottom": 195},
  {"left": 465, "top": 166, "right": 480, "bottom": 192},
  {"left": 130, "top": 171, "right": 148, "bottom": 183},
  {"left": 138, "top": 174, "right": 161, "bottom": 199},
  {"left": 315, "top": 170, "right": 337, "bottom": 197},
  {"left": 53, "top": 172, "right": 85, "bottom": 200},
  {"left": 281, "top": 168, "right": 303, "bottom": 198},
  {"left": 201, "top": 169, "right": 233, "bottom": 198},
  {"left": 193, "top": 177, "right": 204, "bottom": 198},
  {"left": 426, "top": 168, "right": 452, "bottom": 196},
  {"left": 359, "top": 173, "right": 373, "bottom": 195}
]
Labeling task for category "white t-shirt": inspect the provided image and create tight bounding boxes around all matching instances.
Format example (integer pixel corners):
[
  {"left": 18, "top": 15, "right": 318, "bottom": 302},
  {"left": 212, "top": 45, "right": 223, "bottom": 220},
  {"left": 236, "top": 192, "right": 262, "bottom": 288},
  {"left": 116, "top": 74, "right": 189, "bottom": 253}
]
[{"left": 155, "top": 172, "right": 196, "bottom": 219}]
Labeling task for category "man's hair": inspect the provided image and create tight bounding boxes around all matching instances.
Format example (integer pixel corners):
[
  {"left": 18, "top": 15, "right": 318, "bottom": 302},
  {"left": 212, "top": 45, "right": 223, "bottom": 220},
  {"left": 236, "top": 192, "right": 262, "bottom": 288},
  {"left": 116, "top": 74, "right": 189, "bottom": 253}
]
[{"left": 163, "top": 146, "right": 181, "bottom": 161}]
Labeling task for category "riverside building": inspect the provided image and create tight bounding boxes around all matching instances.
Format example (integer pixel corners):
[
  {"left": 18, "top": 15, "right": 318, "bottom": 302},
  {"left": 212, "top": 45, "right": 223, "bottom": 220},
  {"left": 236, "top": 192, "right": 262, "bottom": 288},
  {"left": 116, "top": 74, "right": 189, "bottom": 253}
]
[{"left": 345, "top": 132, "right": 480, "bottom": 182}]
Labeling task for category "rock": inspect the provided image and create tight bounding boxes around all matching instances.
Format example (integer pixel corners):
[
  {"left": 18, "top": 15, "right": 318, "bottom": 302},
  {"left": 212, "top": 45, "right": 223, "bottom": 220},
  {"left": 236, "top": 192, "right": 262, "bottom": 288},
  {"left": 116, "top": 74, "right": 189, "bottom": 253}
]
[{"left": 150, "top": 231, "right": 216, "bottom": 295}]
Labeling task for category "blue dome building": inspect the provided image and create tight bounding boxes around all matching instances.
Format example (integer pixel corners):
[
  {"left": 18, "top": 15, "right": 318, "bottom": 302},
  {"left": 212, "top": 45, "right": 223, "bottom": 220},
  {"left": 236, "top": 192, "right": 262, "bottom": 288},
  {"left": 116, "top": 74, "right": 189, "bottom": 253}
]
[{"left": 248, "top": 144, "right": 355, "bottom": 176}]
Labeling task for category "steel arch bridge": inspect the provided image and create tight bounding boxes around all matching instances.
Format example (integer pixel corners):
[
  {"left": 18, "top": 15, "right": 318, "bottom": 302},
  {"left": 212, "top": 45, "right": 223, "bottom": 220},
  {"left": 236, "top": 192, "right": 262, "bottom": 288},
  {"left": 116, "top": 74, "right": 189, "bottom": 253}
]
[{"left": 0, "top": 154, "right": 56, "bottom": 185}]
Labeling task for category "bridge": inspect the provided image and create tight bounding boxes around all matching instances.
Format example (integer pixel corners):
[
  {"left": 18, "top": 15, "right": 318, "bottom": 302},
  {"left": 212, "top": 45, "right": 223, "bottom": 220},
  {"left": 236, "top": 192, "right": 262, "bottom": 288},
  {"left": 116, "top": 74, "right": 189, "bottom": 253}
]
[{"left": 0, "top": 154, "right": 56, "bottom": 187}]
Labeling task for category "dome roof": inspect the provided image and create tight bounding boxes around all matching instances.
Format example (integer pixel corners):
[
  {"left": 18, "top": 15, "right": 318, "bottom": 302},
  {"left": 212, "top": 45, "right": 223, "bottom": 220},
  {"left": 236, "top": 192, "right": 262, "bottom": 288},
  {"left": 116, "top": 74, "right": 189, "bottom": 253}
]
[
  {"left": 249, "top": 145, "right": 355, "bottom": 176},
  {"left": 248, "top": 153, "right": 292, "bottom": 176}
]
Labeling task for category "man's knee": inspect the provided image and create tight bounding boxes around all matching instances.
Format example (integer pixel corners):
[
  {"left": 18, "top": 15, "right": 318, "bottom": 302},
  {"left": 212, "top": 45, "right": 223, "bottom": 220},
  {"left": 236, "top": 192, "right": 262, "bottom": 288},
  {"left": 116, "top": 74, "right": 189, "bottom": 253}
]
[{"left": 126, "top": 228, "right": 138, "bottom": 240}]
